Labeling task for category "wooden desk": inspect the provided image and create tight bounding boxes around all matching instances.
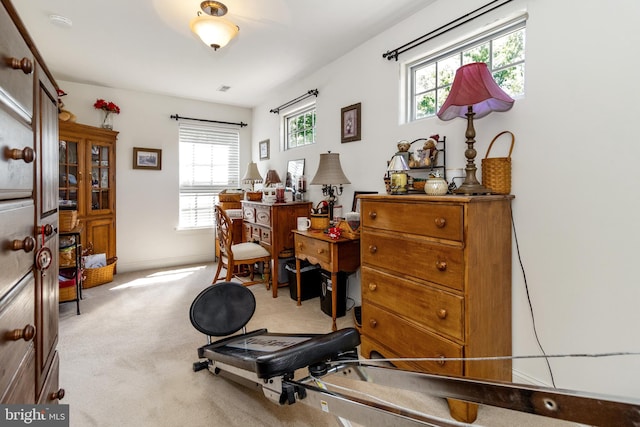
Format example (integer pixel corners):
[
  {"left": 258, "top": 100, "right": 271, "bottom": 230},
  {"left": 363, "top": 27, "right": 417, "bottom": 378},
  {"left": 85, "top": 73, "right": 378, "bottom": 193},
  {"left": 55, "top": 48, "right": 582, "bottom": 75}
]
[
  {"left": 242, "top": 201, "right": 312, "bottom": 297},
  {"left": 293, "top": 230, "right": 360, "bottom": 331}
]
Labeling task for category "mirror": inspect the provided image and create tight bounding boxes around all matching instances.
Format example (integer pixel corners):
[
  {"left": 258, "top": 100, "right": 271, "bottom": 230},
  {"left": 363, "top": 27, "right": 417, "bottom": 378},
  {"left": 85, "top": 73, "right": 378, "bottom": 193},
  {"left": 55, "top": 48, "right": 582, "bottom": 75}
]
[{"left": 286, "top": 159, "right": 305, "bottom": 191}]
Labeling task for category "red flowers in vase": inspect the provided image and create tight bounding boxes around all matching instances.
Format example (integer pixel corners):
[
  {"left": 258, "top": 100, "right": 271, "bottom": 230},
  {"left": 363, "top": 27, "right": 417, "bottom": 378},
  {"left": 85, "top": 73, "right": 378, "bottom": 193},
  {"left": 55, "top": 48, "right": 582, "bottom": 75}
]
[
  {"left": 94, "top": 99, "right": 120, "bottom": 129},
  {"left": 93, "top": 99, "right": 120, "bottom": 114}
]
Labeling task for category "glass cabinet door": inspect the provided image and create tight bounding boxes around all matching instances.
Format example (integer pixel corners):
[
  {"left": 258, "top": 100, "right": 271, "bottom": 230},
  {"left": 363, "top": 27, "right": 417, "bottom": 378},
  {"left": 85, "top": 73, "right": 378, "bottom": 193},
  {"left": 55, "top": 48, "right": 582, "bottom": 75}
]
[
  {"left": 90, "top": 143, "right": 112, "bottom": 212},
  {"left": 59, "top": 139, "right": 79, "bottom": 209}
]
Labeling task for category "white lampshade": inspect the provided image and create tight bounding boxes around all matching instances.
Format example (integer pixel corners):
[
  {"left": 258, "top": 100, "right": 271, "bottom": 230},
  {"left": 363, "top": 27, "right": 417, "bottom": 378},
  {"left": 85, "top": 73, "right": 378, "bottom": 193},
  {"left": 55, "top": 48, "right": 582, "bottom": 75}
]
[
  {"left": 387, "top": 154, "right": 409, "bottom": 172},
  {"left": 190, "top": 15, "right": 239, "bottom": 50},
  {"left": 242, "top": 162, "right": 262, "bottom": 183}
]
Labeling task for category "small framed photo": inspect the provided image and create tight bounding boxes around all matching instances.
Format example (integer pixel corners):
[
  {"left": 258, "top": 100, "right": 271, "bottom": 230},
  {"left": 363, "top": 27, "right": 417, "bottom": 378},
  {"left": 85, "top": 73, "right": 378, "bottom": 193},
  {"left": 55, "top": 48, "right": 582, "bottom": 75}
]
[
  {"left": 133, "top": 147, "right": 162, "bottom": 170},
  {"left": 341, "top": 102, "right": 361, "bottom": 143},
  {"left": 259, "top": 139, "right": 270, "bottom": 160}
]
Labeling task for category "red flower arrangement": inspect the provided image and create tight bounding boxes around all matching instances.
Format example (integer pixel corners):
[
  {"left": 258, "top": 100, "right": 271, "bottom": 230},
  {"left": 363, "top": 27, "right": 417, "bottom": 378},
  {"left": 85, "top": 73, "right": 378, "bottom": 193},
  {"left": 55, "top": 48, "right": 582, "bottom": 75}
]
[{"left": 93, "top": 99, "right": 120, "bottom": 114}]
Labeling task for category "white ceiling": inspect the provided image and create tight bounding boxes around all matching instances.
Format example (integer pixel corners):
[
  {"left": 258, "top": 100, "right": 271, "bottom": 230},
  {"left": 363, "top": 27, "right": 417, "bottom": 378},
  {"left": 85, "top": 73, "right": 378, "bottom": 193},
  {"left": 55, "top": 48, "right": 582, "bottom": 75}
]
[{"left": 13, "top": 0, "right": 433, "bottom": 108}]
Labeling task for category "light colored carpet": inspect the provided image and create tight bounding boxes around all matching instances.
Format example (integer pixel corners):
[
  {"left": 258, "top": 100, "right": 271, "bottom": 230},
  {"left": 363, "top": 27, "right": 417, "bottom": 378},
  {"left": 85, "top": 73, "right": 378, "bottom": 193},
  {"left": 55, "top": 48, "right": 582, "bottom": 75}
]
[{"left": 57, "top": 262, "right": 579, "bottom": 427}]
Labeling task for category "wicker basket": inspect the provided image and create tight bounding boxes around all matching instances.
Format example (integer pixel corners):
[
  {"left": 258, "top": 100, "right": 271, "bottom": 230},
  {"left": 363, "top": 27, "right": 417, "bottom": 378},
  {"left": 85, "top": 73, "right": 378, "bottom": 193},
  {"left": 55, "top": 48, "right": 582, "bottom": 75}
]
[
  {"left": 83, "top": 257, "right": 117, "bottom": 288},
  {"left": 482, "top": 131, "right": 515, "bottom": 194},
  {"left": 59, "top": 278, "right": 77, "bottom": 301},
  {"left": 59, "top": 210, "right": 79, "bottom": 232}
]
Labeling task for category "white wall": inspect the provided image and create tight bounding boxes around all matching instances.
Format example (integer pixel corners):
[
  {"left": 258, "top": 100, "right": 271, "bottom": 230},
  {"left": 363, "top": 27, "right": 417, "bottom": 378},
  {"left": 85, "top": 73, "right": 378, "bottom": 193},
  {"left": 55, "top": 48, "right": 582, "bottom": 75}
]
[
  {"left": 57, "top": 82, "right": 252, "bottom": 272},
  {"left": 250, "top": 0, "right": 640, "bottom": 398}
]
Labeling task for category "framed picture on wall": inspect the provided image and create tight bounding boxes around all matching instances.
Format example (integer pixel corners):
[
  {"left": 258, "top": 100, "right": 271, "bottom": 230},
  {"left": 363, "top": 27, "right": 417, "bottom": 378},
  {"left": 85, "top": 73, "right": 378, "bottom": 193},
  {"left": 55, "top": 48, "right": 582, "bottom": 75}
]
[
  {"left": 133, "top": 147, "right": 162, "bottom": 170},
  {"left": 341, "top": 102, "right": 361, "bottom": 143},
  {"left": 259, "top": 139, "right": 270, "bottom": 160}
]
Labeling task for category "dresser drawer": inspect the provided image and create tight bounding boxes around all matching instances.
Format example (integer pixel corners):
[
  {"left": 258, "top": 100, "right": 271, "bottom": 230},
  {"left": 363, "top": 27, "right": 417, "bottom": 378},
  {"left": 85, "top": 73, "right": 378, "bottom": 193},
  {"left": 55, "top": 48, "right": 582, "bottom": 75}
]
[
  {"left": 361, "top": 200, "right": 463, "bottom": 242},
  {"left": 361, "top": 266, "right": 464, "bottom": 341},
  {"left": 0, "top": 8, "right": 34, "bottom": 118},
  {"left": 255, "top": 206, "right": 271, "bottom": 226},
  {"left": 1, "top": 345, "right": 35, "bottom": 404},
  {"left": 295, "top": 233, "right": 331, "bottom": 264},
  {"left": 361, "top": 230, "right": 464, "bottom": 291},
  {"left": 0, "top": 274, "right": 36, "bottom": 396},
  {"left": 37, "top": 351, "right": 60, "bottom": 404},
  {"left": 0, "top": 108, "right": 34, "bottom": 200},
  {"left": 0, "top": 201, "right": 36, "bottom": 297},
  {"left": 361, "top": 303, "right": 463, "bottom": 375}
]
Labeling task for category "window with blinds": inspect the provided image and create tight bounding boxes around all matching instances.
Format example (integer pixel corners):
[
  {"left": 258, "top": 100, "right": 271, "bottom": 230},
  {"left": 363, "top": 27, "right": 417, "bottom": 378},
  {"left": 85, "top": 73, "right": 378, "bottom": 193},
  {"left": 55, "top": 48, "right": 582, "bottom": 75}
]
[{"left": 178, "top": 122, "right": 240, "bottom": 229}]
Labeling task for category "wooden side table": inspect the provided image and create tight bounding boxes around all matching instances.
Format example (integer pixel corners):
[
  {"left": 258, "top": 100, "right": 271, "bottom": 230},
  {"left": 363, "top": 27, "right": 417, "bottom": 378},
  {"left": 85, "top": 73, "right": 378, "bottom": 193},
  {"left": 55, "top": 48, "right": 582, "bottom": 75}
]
[{"left": 293, "top": 230, "right": 360, "bottom": 331}]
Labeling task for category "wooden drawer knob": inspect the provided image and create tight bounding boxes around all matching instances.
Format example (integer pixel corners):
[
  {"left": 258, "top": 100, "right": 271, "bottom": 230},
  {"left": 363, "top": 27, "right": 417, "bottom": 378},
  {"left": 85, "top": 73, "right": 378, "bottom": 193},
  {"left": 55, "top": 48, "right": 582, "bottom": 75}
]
[
  {"left": 368, "top": 245, "right": 377, "bottom": 254},
  {"left": 50, "top": 389, "right": 65, "bottom": 401},
  {"left": 435, "top": 260, "right": 447, "bottom": 271},
  {"left": 437, "top": 309, "right": 447, "bottom": 319},
  {"left": 8, "top": 57, "right": 33, "bottom": 74},
  {"left": 317, "top": 248, "right": 325, "bottom": 254},
  {"left": 434, "top": 217, "right": 446, "bottom": 228},
  {"left": 368, "top": 283, "right": 377, "bottom": 291},
  {"left": 297, "top": 242, "right": 303, "bottom": 249},
  {"left": 10, "top": 236, "right": 36, "bottom": 253},
  {"left": 436, "top": 355, "right": 446, "bottom": 366},
  {"left": 5, "top": 147, "right": 35, "bottom": 163},
  {"left": 368, "top": 211, "right": 377, "bottom": 220},
  {"left": 368, "top": 319, "right": 378, "bottom": 328},
  {"left": 6, "top": 324, "right": 36, "bottom": 341}
]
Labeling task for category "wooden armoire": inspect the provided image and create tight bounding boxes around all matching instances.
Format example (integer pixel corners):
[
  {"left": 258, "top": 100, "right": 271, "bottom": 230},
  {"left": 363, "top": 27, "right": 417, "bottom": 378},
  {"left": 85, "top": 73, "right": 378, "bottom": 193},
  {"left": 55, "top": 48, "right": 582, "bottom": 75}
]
[{"left": 1, "top": 0, "right": 64, "bottom": 404}]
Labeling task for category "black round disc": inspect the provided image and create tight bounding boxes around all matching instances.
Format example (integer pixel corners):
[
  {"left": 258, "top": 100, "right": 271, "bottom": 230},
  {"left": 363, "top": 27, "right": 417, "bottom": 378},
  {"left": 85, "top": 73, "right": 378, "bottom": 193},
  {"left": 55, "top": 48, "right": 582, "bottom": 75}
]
[{"left": 189, "top": 282, "right": 255, "bottom": 336}]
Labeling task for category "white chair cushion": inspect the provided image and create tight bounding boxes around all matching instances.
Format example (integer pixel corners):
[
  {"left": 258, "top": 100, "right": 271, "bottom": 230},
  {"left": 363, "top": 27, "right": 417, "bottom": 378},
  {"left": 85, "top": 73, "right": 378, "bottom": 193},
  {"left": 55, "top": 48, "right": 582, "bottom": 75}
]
[{"left": 231, "top": 242, "right": 270, "bottom": 261}]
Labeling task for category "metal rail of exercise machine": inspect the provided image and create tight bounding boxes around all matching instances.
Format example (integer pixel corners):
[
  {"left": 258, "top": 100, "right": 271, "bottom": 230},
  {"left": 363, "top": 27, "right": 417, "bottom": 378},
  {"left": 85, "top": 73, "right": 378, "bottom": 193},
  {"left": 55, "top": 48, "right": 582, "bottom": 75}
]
[{"left": 190, "top": 282, "right": 640, "bottom": 426}]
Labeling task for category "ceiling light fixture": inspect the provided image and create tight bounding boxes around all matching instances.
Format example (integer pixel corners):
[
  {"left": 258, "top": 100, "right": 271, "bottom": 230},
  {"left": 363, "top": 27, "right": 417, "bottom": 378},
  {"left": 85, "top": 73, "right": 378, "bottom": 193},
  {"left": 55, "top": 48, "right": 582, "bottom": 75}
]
[{"left": 190, "top": 1, "right": 239, "bottom": 51}]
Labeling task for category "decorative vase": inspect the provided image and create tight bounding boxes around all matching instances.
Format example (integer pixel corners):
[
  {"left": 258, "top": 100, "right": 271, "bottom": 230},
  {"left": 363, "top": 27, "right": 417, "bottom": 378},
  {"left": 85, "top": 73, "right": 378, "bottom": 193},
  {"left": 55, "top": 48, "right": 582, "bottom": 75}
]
[
  {"left": 101, "top": 111, "right": 113, "bottom": 129},
  {"left": 424, "top": 177, "right": 449, "bottom": 196}
]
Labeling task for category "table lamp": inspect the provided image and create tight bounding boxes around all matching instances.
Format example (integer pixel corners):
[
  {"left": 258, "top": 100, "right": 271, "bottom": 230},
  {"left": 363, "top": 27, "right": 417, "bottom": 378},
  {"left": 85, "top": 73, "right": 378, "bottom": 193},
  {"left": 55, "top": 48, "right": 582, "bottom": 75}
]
[
  {"left": 264, "top": 170, "right": 281, "bottom": 187},
  {"left": 242, "top": 162, "right": 262, "bottom": 191},
  {"left": 387, "top": 154, "right": 409, "bottom": 194},
  {"left": 310, "top": 152, "right": 351, "bottom": 220},
  {"left": 437, "top": 62, "right": 514, "bottom": 195}
]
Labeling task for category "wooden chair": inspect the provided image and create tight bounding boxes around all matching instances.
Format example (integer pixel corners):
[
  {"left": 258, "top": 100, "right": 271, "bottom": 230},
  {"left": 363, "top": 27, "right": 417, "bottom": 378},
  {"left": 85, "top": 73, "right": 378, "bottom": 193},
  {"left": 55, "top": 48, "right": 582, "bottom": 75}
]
[{"left": 213, "top": 206, "right": 271, "bottom": 288}]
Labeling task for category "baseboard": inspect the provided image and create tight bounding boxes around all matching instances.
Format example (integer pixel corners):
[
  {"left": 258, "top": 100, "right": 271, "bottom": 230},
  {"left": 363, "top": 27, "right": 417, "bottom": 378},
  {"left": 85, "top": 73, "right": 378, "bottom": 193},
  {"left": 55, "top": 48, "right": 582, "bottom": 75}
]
[
  {"left": 116, "top": 255, "right": 215, "bottom": 273},
  {"left": 512, "top": 368, "right": 552, "bottom": 387}
]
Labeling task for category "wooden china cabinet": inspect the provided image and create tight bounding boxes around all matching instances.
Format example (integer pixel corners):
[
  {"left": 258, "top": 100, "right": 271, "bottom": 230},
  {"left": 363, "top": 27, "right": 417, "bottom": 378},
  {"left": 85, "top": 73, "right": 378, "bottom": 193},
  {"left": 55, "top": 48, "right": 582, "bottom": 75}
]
[{"left": 59, "top": 121, "right": 118, "bottom": 262}]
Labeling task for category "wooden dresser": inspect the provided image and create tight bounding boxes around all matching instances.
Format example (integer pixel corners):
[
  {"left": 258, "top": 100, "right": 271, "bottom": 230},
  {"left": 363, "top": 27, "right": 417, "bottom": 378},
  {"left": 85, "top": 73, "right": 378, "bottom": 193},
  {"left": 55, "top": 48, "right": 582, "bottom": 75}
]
[
  {"left": 358, "top": 194, "right": 513, "bottom": 423},
  {"left": 241, "top": 200, "right": 311, "bottom": 296},
  {"left": 1, "top": 0, "right": 63, "bottom": 404}
]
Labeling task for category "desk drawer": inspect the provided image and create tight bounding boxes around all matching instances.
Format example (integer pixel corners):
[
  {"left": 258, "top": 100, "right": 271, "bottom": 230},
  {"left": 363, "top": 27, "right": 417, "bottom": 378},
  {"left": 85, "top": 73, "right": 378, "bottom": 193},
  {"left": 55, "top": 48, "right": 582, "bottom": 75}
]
[
  {"left": 242, "top": 206, "right": 256, "bottom": 223},
  {"left": 255, "top": 206, "right": 271, "bottom": 226},
  {"left": 0, "top": 274, "right": 36, "bottom": 396},
  {"left": 362, "top": 303, "right": 462, "bottom": 375},
  {"left": 361, "top": 230, "right": 464, "bottom": 291},
  {"left": 295, "top": 234, "right": 331, "bottom": 264},
  {"left": 361, "top": 200, "right": 463, "bottom": 242},
  {"left": 362, "top": 266, "right": 464, "bottom": 341},
  {"left": 259, "top": 227, "right": 271, "bottom": 246}
]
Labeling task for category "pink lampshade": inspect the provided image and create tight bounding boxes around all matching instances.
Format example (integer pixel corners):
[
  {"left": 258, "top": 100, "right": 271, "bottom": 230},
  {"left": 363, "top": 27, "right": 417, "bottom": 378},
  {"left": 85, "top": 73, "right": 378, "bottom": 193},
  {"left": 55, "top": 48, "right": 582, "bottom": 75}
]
[{"left": 437, "top": 62, "right": 514, "bottom": 121}]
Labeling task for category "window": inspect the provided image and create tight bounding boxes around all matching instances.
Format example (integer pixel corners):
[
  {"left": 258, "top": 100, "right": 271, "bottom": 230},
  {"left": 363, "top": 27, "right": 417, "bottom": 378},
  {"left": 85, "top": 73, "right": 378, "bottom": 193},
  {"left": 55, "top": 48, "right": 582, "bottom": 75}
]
[
  {"left": 408, "top": 19, "right": 526, "bottom": 122},
  {"left": 178, "top": 122, "right": 239, "bottom": 229},
  {"left": 284, "top": 104, "right": 316, "bottom": 150}
]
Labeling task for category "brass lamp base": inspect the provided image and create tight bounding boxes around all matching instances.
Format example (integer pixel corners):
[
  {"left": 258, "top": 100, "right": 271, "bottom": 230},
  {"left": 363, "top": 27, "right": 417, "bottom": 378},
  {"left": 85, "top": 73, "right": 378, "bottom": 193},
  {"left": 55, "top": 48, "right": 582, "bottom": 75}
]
[{"left": 454, "top": 181, "right": 490, "bottom": 195}]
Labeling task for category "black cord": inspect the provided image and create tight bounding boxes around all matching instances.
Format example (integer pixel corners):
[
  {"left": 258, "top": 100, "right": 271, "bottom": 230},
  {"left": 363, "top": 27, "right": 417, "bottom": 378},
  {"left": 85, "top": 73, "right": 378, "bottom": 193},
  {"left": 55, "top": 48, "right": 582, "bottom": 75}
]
[{"left": 510, "top": 204, "right": 556, "bottom": 387}]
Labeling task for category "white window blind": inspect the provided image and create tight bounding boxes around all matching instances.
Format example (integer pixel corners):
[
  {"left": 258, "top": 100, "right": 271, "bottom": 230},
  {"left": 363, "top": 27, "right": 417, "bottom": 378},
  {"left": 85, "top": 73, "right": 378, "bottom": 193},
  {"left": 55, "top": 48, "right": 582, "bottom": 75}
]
[{"left": 179, "top": 122, "right": 239, "bottom": 229}]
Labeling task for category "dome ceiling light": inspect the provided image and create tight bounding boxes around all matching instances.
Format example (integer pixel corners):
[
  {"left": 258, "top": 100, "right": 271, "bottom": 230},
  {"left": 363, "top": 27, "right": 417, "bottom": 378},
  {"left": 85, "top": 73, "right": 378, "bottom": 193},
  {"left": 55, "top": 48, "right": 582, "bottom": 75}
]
[{"left": 190, "top": 1, "right": 239, "bottom": 51}]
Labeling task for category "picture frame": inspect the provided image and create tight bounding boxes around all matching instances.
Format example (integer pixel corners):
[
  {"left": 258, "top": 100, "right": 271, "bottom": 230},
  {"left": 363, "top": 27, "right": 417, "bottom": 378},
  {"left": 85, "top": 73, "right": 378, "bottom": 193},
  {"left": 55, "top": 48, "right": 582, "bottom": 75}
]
[
  {"left": 341, "top": 102, "right": 361, "bottom": 143},
  {"left": 133, "top": 147, "right": 162, "bottom": 170},
  {"left": 259, "top": 139, "right": 270, "bottom": 160},
  {"left": 352, "top": 191, "right": 377, "bottom": 213}
]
